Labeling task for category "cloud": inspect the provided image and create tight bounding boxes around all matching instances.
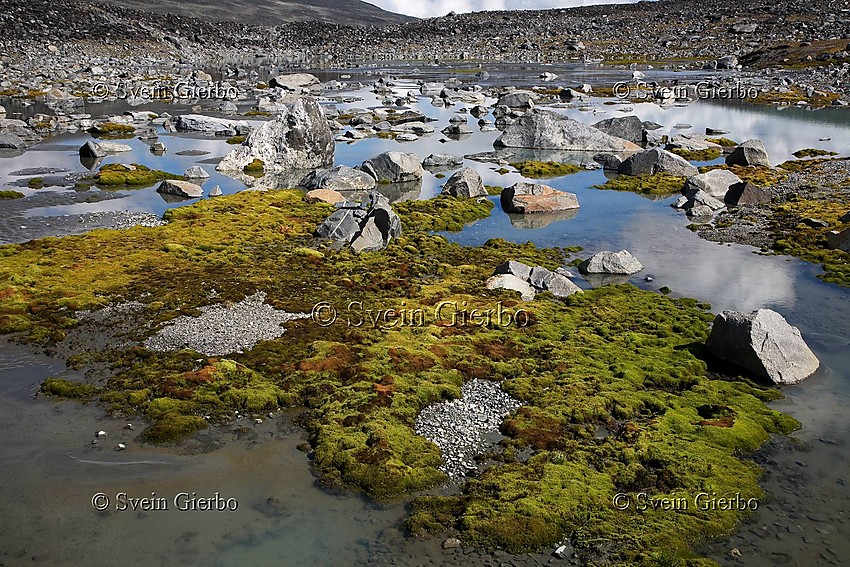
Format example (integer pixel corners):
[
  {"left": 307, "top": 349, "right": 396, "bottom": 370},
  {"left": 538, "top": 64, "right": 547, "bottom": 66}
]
[{"left": 368, "top": 0, "right": 642, "bottom": 19}]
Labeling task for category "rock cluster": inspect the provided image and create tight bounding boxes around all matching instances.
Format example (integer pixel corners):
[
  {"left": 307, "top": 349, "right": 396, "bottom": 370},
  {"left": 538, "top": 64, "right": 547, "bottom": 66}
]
[
  {"left": 315, "top": 192, "right": 401, "bottom": 253},
  {"left": 487, "top": 260, "right": 582, "bottom": 300}
]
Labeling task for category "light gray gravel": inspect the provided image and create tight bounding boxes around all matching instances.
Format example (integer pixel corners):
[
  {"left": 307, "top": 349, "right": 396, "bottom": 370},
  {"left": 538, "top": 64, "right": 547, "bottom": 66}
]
[
  {"left": 144, "top": 292, "right": 307, "bottom": 356},
  {"left": 414, "top": 378, "right": 522, "bottom": 482}
]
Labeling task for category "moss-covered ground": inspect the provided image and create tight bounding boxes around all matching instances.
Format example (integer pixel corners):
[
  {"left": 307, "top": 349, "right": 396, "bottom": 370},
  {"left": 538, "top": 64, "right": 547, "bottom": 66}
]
[
  {"left": 699, "top": 165, "right": 787, "bottom": 187},
  {"left": 0, "top": 190, "right": 24, "bottom": 199},
  {"left": 510, "top": 161, "right": 581, "bottom": 178},
  {"left": 593, "top": 173, "right": 686, "bottom": 195},
  {"left": 75, "top": 163, "right": 186, "bottom": 189},
  {"left": 670, "top": 148, "right": 722, "bottom": 162},
  {"left": 0, "top": 189, "right": 800, "bottom": 563}
]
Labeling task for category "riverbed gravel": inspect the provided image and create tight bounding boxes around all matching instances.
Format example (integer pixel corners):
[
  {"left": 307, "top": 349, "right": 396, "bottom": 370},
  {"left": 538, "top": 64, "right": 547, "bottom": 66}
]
[
  {"left": 414, "top": 378, "right": 522, "bottom": 482},
  {"left": 144, "top": 292, "right": 307, "bottom": 356}
]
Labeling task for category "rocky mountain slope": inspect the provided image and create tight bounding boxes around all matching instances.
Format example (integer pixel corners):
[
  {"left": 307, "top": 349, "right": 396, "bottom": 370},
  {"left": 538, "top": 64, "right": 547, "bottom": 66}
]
[{"left": 96, "top": 0, "right": 415, "bottom": 26}]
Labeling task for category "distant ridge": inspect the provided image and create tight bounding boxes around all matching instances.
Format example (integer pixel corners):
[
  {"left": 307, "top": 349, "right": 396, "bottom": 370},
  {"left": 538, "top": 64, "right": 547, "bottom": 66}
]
[{"left": 96, "top": 0, "right": 416, "bottom": 26}]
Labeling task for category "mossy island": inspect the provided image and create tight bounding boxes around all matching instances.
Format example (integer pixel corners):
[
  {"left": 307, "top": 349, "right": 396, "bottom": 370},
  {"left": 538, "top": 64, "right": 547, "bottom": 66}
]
[{"left": 0, "top": 187, "right": 802, "bottom": 565}]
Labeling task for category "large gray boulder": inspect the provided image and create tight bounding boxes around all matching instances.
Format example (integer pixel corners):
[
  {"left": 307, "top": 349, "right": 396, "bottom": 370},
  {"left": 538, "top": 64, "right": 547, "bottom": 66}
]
[
  {"left": 497, "top": 91, "right": 536, "bottom": 108},
  {"left": 175, "top": 114, "right": 251, "bottom": 135},
  {"left": 156, "top": 180, "right": 204, "bottom": 198},
  {"left": 441, "top": 167, "right": 486, "bottom": 197},
  {"left": 269, "top": 73, "right": 320, "bottom": 91},
  {"left": 618, "top": 148, "right": 699, "bottom": 177},
  {"left": 360, "top": 151, "right": 424, "bottom": 183},
  {"left": 495, "top": 110, "right": 640, "bottom": 152},
  {"left": 726, "top": 139, "right": 771, "bottom": 167},
  {"left": 79, "top": 141, "right": 105, "bottom": 159},
  {"left": 0, "top": 133, "right": 26, "bottom": 150},
  {"left": 423, "top": 154, "right": 463, "bottom": 168},
  {"left": 217, "top": 98, "right": 333, "bottom": 172},
  {"left": 300, "top": 165, "right": 376, "bottom": 192},
  {"left": 315, "top": 192, "right": 401, "bottom": 253},
  {"left": 707, "top": 309, "right": 820, "bottom": 384},
  {"left": 579, "top": 250, "right": 643, "bottom": 275},
  {"left": 501, "top": 182, "right": 580, "bottom": 214},
  {"left": 725, "top": 182, "right": 773, "bottom": 206},
  {"left": 592, "top": 115, "right": 644, "bottom": 144},
  {"left": 682, "top": 169, "right": 744, "bottom": 199}
]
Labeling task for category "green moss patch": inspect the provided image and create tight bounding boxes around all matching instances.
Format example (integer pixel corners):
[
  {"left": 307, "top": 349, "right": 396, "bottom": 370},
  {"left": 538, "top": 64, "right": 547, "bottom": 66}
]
[
  {"left": 394, "top": 196, "right": 494, "bottom": 232},
  {"left": 593, "top": 173, "right": 686, "bottom": 195},
  {"left": 243, "top": 159, "right": 265, "bottom": 176},
  {"left": 226, "top": 135, "right": 246, "bottom": 145},
  {"left": 0, "top": 190, "right": 24, "bottom": 199},
  {"left": 42, "top": 377, "right": 100, "bottom": 400},
  {"left": 705, "top": 138, "right": 738, "bottom": 148},
  {"left": 771, "top": 192, "right": 850, "bottom": 287},
  {"left": 510, "top": 161, "right": 581, "bottom": 178},
  {"left": 670, "top": 148, "right": 722, "bottom": 162},
  {"left": 792, "top": 148, "right": 838, "bottom": 159},
  {"left": 89, "top": 122, "right": 136, "bottom": 138},
  {"left": 699, "top": 164, "right": 787, "bottom": 187},
  {"left": 75, "top": 164, "right": 185, "bottom": 189}
]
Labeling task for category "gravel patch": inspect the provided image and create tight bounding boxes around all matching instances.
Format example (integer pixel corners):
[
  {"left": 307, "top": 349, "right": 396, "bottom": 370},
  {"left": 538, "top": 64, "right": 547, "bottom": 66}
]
[
  {"left": 415, "top": 378, "right": 522, "bottom": 482},
  {"left": 144, "top": 292, "right": 307, "bottom": 356}
]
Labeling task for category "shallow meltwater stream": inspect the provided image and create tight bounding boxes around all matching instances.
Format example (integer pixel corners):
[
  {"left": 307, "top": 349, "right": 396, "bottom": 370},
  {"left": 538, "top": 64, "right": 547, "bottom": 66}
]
[{"left": 1, "top": 67, "right": 849, "bottom": 566}]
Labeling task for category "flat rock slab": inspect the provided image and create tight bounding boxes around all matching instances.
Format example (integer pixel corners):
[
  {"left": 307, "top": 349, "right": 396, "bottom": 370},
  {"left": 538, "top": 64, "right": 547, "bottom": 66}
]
[{"left": 501, "top": 182, "right": 579, "bottom": 214}]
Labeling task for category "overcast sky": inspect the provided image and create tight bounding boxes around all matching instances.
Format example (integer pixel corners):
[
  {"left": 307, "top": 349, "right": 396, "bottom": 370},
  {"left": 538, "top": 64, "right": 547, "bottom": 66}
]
[{"left": 369, "top": 0, "right": 642, "bottom": 18}]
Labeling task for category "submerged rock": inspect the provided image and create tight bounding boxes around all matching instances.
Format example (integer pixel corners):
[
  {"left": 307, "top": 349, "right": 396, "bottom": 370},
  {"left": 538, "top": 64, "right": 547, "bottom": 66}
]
[
  {"left": 217, "top": 98, "right": 333, "bottom": 172},
  {"left": 726, "top": 139, "right": 771, "bottom": 167},
  {"left": 441, "top": 167, "right": 486, "bottom": 197},
  {"left": 707, "top": 309, "right": 820, "bottom": 384},
  {"left": 579, "top": 250, "right": 643, "bottom": 275},
  {"left": 500, "top": 182, "right": 580, "bottom": 214}
]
